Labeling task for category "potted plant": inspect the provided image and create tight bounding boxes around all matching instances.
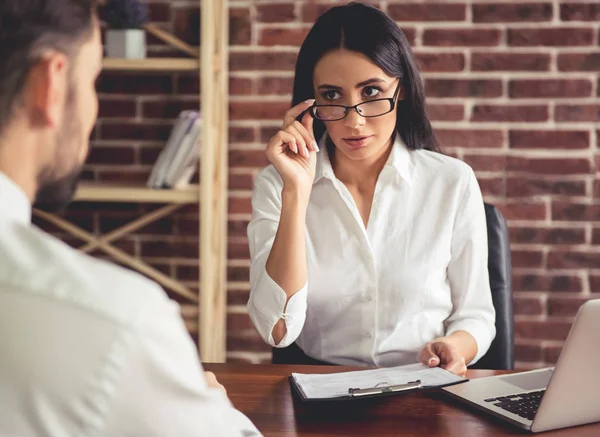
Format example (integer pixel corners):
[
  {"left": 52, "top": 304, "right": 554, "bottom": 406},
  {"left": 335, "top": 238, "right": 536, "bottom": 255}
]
[{"left": 100, "top": 0, "right": 149, "bottom": 59}]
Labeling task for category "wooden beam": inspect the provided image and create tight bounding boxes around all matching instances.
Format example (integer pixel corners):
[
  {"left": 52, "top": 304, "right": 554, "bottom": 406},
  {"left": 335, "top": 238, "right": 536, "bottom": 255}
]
[
  {"left": 144, "top": 24, "right": 200, "bottom": 58},
  {"left": 199, "top": 0, "right": 229, "bottom": 363}
]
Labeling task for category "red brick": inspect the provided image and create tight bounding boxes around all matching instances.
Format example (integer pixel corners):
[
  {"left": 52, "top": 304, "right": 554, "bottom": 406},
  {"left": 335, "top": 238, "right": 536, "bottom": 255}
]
[
  {"left": 472, "top": 53, "right": 550, "bottom": 72},
  {"left": 552, "top": 201, "right": 600, "bottom": 221},
  {"left": 471, "top": 105, "right": 548, "bottom": 122},
  {"left": 426, "top": 104, "right": 464, "bottom": 121},
  {"left": 589, "top": 275, "right": 600, "bottom": 292},
  {"left": 139, "top": 146, "right": 161, "bottom": 165},
  {"left": 229, "top": 196, "right": 252, "bottom": 214},
  {"left": 88, "top": 146, "right": 136, "bottom": 166},
  {"left": 227, "top": 312, "right": 255, "bottom": 331},
  {"left": 388, "top": 3, "right": 466, "bottom": 21},
  {"left": 142, "top": 100, "right": 200, "bottom": 119},
  {"left": 507, "top": 178, "right": 586, "bottom": 198},
  {"left": 414, "top": 52, "right": 465, "bottom": 72},
  {"left": 229, "top": 127, "right": 255, "bottom": 144},
  {"left": 548, "top": 297, "right": 591, "bottom": 317},
  {"left": 560, "top": 3, "right": 600, "bottom": 21},
  {"left": 514, "top": 296, "right": 545, "bottom": 316},
  {"left": 422, "top": 29, "right": 501, "bottom": 47},
  {"left": 558, "top": 53, "right": 600, "bottom": 72},
  {"left": 230, "top": 51, "right": 298, "bottom": 72},
  {"left": 256, "top": 4, "right": 296, "bottom": 23},
  {"left": 229, "top": 219, "right": 251, "bottom": 238},
  {"left": 425, "top": 79, "right": 502, "bottom": 98},
  {"left": 97, "top": 72, "right": 173, "bottom": 95},
  {"left": 548, "top": 250, "right": 600, "bottom": 269},
  {"left": 227, "top": 288, "right": 251, "bottom": 306},
  {"left": 556, "top": 104, "right": 600, "bottom": 122},
  {"left": 259, "top": 27, "right": 310, "bottom": 47},
  {"left": 300, "top": 2, "right": 382, "bottom": 22},
  {"left": 227, "top": 334, "right": 271, "bottom": 353},
  {"left": 509, "top": 130, "right": 590, "bottom": 150},
  {"left": 260, "top": 126, "right": 281, "bottom": 143},
  {"left": 229, "top": 150, "right": 269, "bottom": 168},
  {"left": 230, "top": 101, "right": 290, "bottom": 121},
  {"left": 509, "top": 79, "right": 592, "bottom": 98},
  {"left": 496, "top": 201, "right": 547, "bottom": 221},
  {"left": 435, "top": 129, "right": 504, "bottom": 149},
  {"left": 94, "top": 169, "right": 151, "bottom": 184},
  {"left": 515, "top": 321, "right": 572, "bottom": 342},
  {"left": 473, "top": 3, "right": 553, "bottom": 23},
  {"left": 512, "top": 273, "right": 584, "bottom": 293},
  {"left": 478, "top": 177, "right": 505, "bottom": 197},
  {"left": 510, "top": 227, "right": 586, "bottom": 245},
  {"left": 229, "top": 173, "right": 255, "bottom": 190},
  {"left": 98, "top": 99, "right": 137, "bottom": 118},
  {"left": 589, "top": 228, "right": 600, "bottom": 245},
  {"left": 543, "top": 346, "right": 562, "bottom": 365},
  {"left": 140, "top": 239, "right": 199, "bottom": 259},
  {"left": 257, "top": 77, "right": 294, "bottom": 95},
  {"left": 508, "top": 27, "right": 594, "bottom": 46},
  {"left": 462, "top": 154, "right": 506, "bottom": 172},
  {"left": 511, "top": 250, "right": 545, "bottom": 268},
  {"left": 228, "top": 241, "right": 250, "bottom": 260},
  {"left": 172, "top": 6, "right": 200, "bottom": 45},
  {"left": 507, "top": 156, "right": 591, "bottom": 175},
  {"left": 515, "top": 344, "right": 543, "bottom": 362},
  {"left": 99, "top": 122, "right": 173, "bottom": 142},
  {"left": 228, "top": 266, "right": 250, "bottom": 282},
  {"left": 148, "top": 3, "right": 171, "bottom": 22}
]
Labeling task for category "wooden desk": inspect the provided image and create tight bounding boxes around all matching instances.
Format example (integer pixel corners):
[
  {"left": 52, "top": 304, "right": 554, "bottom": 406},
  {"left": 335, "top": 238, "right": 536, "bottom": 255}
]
[{"left": 204, "top": 363, "right": 600, "bottom": 437}]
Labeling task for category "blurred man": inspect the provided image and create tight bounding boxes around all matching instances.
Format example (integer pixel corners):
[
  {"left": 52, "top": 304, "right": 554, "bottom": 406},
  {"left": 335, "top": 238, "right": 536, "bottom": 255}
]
[{"left": 0, "top": 1, "right": 260, "bottom": 435}]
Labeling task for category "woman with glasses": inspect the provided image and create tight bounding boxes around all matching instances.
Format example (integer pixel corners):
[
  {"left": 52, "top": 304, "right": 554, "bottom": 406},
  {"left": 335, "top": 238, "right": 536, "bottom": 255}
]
[{"left": 247, "top": 2, "right": 495, "bottom": 376}]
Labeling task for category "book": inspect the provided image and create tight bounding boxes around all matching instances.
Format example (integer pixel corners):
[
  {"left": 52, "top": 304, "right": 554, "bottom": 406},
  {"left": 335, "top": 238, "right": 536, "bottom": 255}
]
[
  {"left": 290, "top": 363, "right": 468, "bottom": 401},
  {"left": 147, "top": 111, "right": 202, "bottom": 189}
]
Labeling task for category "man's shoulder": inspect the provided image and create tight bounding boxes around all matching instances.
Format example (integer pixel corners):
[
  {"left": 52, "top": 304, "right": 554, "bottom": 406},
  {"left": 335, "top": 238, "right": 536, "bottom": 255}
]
[{"left": 0, "top": 220, "right": 168, "bottom": 326}]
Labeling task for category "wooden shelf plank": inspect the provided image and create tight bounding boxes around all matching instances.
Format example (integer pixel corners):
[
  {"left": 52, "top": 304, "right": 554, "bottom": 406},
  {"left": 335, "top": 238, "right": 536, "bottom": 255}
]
[
  {"left": 102, "top": 58, "right": 199, "bottom": 72},
  {"left": 74, "top": 183, "right": 200, "bottom": 204}
]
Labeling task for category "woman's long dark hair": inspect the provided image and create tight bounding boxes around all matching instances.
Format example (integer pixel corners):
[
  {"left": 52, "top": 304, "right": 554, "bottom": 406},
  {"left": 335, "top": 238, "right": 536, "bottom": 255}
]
[{"left": 292, "top": 2, "right": 439, "bottom": 152}]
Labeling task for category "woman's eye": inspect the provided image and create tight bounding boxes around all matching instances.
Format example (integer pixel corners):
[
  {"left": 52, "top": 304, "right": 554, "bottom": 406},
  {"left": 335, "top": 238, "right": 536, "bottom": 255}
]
[
  {"left": 363, "top": 86, "right": 381, "bottom": 98},
  {"left": 322, "top": 90, "right": 341, "bottom": 100}
]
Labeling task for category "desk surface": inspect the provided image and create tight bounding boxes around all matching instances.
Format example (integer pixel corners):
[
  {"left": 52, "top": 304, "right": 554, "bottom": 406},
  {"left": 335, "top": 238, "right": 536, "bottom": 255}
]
[{"left": 204, "top": 363, "right": 600, "bottom": 437}]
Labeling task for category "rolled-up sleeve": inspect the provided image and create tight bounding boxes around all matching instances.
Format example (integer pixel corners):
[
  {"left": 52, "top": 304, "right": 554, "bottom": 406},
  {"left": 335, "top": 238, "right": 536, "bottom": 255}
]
[
  {"left": 247, "top": 168, "right": 308, "bottom": 348},
  {"left": 445, "top": 167, "right": 496, "bottom": 365}
]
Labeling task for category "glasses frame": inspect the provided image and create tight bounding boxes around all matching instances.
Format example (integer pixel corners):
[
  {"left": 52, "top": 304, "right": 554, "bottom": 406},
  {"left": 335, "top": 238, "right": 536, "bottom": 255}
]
[{"left": 309, "top": 79, "right": 402, "bottom": 122}]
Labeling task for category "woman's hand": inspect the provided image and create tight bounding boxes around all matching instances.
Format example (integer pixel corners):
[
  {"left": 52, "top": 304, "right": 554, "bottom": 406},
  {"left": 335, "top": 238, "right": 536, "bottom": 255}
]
[
  {"left": 418, "top": 337, "right": 468, "bottom": 377},
  {"left": 204, "top": 371, "right": 227, "bottom": 394},
  {"left": 265, "top": 99, "right": 319, "bottom": 196}
]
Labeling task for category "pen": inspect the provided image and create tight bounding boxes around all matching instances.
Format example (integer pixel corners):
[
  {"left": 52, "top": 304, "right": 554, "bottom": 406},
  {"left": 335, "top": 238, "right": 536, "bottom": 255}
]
[{"left": 348, "top": 380, "right": 422, "bottom": 397}]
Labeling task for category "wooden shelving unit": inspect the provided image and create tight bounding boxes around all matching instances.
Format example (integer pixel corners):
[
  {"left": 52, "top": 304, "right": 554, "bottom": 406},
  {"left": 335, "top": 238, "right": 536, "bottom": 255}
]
[
  {"left": 34, "top": 0, "right": 229, "bottom": 363},
  {"left": 102, "top": 58, "right": 199, "bottom": 72}
]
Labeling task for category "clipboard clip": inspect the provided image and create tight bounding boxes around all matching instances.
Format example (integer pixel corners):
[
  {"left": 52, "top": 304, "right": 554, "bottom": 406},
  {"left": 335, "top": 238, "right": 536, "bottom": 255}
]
[{"left": 348, "top": 380, "right": 422, "bottom": 397}]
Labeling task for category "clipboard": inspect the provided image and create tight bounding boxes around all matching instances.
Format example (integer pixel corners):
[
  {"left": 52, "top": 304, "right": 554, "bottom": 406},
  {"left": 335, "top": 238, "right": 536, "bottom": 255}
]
[{"left": 289, "top": 364, "right": 469, "bottom": 402}]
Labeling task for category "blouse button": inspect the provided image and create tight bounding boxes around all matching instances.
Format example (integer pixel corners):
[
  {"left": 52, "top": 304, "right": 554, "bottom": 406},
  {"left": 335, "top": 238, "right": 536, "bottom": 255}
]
[{"left": 366, "top": 295, "right": 372, "bottom": 302}]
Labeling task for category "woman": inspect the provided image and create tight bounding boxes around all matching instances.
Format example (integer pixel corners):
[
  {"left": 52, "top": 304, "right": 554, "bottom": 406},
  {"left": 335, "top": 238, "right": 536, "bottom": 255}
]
[{"left": 247, "top": 2, "right": 495, "bottom": 376}]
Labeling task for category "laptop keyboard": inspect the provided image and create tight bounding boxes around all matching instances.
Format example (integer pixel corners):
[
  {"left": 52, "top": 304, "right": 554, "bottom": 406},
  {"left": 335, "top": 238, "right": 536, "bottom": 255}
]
[{"left": 484, "top": 390, "right": 546, "bottom": 421}]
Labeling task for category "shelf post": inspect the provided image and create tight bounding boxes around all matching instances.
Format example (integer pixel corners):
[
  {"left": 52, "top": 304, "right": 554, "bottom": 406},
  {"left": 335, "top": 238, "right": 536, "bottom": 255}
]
[{"left": 199, "top": 0, "right": 228, "bottom": 363}]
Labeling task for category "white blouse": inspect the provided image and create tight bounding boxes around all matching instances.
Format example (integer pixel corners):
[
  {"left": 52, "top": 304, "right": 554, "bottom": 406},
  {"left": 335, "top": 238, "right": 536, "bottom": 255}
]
[{"left": 247, "top": 135, "right": 496, "bottom": 367}]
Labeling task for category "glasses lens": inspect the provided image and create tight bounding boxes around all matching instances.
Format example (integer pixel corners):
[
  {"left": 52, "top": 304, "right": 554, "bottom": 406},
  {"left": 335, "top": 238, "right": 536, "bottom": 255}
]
[
  {"left": 313, "top": 106, "right": 346, "bottom": 121},
  {"left": 357, "top": 100, "right": 393, "bottom": 117}
]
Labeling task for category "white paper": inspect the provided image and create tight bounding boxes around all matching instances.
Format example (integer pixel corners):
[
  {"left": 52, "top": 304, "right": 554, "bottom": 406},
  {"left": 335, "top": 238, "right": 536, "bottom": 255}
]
[{"left": 292, "top": 363, "right": 466, "bottom": 400}]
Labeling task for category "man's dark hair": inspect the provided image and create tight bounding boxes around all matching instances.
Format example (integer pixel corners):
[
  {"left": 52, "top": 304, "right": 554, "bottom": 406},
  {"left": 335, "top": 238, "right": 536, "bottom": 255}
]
[{"left": 0, "top": 0, "right": 98, "bottom": 134}]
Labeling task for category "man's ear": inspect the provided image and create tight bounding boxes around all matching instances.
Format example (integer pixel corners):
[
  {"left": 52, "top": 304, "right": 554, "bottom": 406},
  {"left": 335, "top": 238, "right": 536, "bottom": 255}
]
[{"left": 26, "top": 52, "right": 69, "bottom": 128}]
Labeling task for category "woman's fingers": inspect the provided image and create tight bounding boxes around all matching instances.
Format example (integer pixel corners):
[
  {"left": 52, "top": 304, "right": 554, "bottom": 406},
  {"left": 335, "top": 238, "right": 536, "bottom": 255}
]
[
  {"left": 283, "top": 99, "right": 316, "bottom": 128},
  {"left": 286, "top": 124, "right": 311, "bottom": 158},
  {"left": 291, "top": 120, "right": 318, "bottom": 153}
]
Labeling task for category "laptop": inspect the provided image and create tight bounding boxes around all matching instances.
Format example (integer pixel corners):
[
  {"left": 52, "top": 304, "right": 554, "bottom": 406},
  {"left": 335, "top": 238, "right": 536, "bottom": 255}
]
[{"left": 442, "top": 299, "right": 600, "bottom": 433}]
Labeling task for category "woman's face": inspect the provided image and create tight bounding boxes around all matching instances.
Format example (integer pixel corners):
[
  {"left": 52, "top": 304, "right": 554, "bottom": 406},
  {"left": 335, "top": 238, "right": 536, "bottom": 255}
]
[{"left": 313, "top": 49, "right": 403, "bottom": 163}]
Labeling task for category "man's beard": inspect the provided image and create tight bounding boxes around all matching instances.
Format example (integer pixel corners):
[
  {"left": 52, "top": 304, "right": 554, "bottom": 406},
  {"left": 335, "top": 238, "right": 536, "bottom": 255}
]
[
  {"left": 34, "top": 165, "right": 83, "bottom": 212},
  {"left": 34, "top": 99, "right": 86, "bottom": 213}
]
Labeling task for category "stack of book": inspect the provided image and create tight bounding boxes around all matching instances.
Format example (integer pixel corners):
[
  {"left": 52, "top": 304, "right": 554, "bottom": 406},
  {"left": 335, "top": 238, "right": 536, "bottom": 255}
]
[{"left": 147, "top": 111, "right": 202, "bottom": 189}]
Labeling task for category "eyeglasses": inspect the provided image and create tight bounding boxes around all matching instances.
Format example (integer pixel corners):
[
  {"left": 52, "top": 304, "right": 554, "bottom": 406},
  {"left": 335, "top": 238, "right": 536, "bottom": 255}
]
[{"left": 308, "top": 80, "right": 402, "bottom": 122}]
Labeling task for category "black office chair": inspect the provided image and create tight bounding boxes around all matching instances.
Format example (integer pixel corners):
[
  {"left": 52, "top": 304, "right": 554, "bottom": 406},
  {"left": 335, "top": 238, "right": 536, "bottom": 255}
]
[{"left": 272, "top": 202, "right": 514, "bottom": 370}]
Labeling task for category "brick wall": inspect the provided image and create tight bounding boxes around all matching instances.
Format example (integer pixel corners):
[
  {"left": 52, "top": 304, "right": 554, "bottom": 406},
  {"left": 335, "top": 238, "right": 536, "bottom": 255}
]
[{"left": 38, "top": 0, "right": 600, "bottom": 368}]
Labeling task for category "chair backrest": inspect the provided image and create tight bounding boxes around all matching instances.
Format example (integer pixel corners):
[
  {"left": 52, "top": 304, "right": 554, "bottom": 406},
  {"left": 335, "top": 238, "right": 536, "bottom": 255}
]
[
  {"left": 469, "top": 202, "right": 514, "bottom": 370},
  {"left": 272, "top": 202, "right": 514, "bottom": 369}
]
